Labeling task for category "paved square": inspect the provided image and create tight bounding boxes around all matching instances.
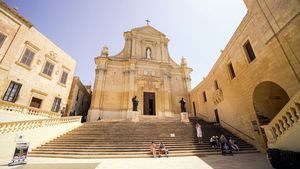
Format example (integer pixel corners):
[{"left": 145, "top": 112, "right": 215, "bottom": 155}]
[{"left": 0, "top": 153, "right": 273, "bottom": 169}]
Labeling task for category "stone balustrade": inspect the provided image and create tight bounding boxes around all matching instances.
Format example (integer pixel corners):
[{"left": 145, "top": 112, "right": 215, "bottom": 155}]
[
  {"left": 262, "top": 91, "right": 300, "bottom": 145},
  {"left": 0, "top": 100, "right": 60, "bottom": 118},
  {"left": 0, "top": 116, "right": 81, "bottom": 134}
]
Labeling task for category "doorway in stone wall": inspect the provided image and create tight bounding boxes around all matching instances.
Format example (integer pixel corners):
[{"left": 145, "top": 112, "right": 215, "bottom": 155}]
[
  {"left": 214, "top": 109, "right": 220, "bottom": 123},
  {"left": 252, "top": 81, "right": 290, "bottom": 145},
  {"left": 193, "top": 102, "right": 196, "bottom": 116},
  {"left": 143, "top": 92, "right": 156, "bottom": 115},
  {"left": 253, "top": 81, "right": 290, "bottom": 125}
]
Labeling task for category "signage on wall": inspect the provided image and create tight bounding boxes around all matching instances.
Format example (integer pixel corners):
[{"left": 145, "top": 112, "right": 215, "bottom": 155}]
[{"left": 8, "top": 142, "right": 29, "bottom": 166}]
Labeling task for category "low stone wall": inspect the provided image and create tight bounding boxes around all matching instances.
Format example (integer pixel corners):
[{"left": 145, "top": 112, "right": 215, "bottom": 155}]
[{"left": 0, "top": 116, "right": 82, "bottom": 161}]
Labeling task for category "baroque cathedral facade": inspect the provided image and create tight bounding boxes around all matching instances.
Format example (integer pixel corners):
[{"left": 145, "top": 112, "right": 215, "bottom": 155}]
[{"left": 88, "top": 25, "right": 192, "bottom": 121}]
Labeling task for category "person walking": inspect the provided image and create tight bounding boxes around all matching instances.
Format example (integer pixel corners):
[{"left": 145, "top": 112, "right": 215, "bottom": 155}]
[{"left": 196, "top": 123, "right": 203, "bottom": 143}]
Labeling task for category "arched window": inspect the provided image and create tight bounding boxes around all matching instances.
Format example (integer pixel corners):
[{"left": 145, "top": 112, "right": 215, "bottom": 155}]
[{"left": 146, "top": 47, "right": 151, "bottom": 59}]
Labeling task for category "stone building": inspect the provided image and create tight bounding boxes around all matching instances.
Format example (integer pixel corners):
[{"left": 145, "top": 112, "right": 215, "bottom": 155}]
[
  {"left": 0, "top": 2, "right": 76, "bottom": 114},
  {"left": 88, "top": 25, "right": 192, "bottom": 121},
  {"left": 190, "top": 0, "right": 300, "bottom": 151},
  {"left": 66, "top": 76, "right": 92, "bottom": 120}
]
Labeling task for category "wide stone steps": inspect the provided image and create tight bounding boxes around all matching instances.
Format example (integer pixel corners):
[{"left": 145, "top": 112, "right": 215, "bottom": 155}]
[
  {"left": 29, "top": 118, "right": 259, "bottom": 158},
  {"left": 36, "top": 146, "right": 255, "bottom": 151},
  {"left": 29, "top": 149, "right": 259, "bottom": 159},
  {"left": 48, "top": 140, "right": 249, "bottom": 145},
  {"left": 31, "top": 148, "right": 256, "bottom": 154},
  {"left": 29, "top": 149, "right": 260, "bottom": 158},
  {"left": 40, "top": 143, "right": 253, "bottom": 148}
]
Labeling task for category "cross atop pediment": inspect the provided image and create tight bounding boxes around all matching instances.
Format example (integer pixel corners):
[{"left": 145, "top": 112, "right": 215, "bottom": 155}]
[{"left": 145, "top": 19, "right": 150, "bottom": 25}]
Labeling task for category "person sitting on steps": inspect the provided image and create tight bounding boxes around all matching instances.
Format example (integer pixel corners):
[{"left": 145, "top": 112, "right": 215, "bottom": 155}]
[
  {"left": 210, "top": 136, "right": 217, "bottom": 147},
  {"left": 158, "top": 142, "right": 169, "bottom": 157},
  {"left": 229, "top": 137, "right": 239, "bottom": 151},
  {"left": 150, "top": 141, "right": 157, "bottom": 158},
  {"left": 219, "top": 134, "right": 233, "bottom": 155},
  {"left": 215, "top": 135, "right": 219, "bottom": 146}
]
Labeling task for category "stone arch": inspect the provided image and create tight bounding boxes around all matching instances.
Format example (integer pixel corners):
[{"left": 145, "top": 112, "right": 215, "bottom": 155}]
[{"left": 252, "top": 81, "right": 290, "bottom": 125}]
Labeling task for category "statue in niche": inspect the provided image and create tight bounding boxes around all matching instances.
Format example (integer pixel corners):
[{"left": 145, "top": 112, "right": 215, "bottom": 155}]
[
  {"left": 146, "top": 47, "right": 151, "bottom": 59},
  {"left": 179, "top": 98, "right": 186, "bottom": 112},
  {"left": 132, "top": 96, "right": 139, "bottom": 111}
]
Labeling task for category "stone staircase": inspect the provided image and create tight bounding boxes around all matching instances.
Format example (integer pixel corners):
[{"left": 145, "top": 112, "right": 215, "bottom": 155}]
[{"left": 29, "top": 117, "right": 259, "bottom": 158}]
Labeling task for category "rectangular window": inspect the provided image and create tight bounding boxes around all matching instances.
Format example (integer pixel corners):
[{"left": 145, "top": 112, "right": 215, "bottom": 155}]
[
  {"left": 203, "top": 91, "right": 207, "bottom": 102},
  {"left": 243, "top": 41, "right": 256, "bottom": 62},
  {"left": 60, "top": 71, "right": 68, "bottom": 84},
  {"left": 42, "top": 61, "right": 54, "bottom": 76},
  {"left": 0, "top": 32, "right": 7, "bottom": 49},
  {"left": 228, "top": 62, "right": 236, "bottom": 79},
  {"left": 51, "top": 97, "right": 61, "bottom": 112},
  {"left": 20, "top": 48, "right": 35, "bottom": 66},
  {"left": 29, "top": 97, "right": 42, "bottom": 108},
  {"left": 3, "top": 81, "right": 22, "bottom": 102},
  {"left": 214, "top": 80, "right": 219, "bottom": 90}
]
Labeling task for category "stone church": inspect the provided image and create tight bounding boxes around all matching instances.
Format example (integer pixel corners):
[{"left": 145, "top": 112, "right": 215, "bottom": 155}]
[{"left": 88, "top": 25, "right": 192, "bottom": 121}]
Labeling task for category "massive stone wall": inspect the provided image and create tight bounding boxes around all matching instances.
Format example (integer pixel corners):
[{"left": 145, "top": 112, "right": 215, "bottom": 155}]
[{"left": 190, "top": 0, "right": 300, "bottom": 151}]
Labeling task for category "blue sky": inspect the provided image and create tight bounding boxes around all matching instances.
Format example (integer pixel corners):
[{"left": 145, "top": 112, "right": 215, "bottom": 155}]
[{"left": 5, "top": 0, "right": 247, "bottom": 88}]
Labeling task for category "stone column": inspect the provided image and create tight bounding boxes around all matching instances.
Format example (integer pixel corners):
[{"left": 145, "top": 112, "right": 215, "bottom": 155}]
[
  {"left": 127, "top": 63, "right": 136, "bottom": 112},
  {"left": 87, "top": 49, "right": 108, "bottom": 121},
  {"left": 121, "top": 68, "right": 129, "bottom": 116},
  {"left": 163, "top": 72, "right": 173, "bottom": 117},
  {"left": 88, "top": 64, "right": 107, "bottom": 121},
  {"left": 180, "top": 57, "right": 193, "bottom": 114},
  {"left": 131, "top": 38, "right": 136, "bottom": 58}
]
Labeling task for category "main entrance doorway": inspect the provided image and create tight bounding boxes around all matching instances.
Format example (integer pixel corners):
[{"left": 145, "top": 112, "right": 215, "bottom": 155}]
[{"left": 143, "top": 92, "right": 156, "bottom": 115}]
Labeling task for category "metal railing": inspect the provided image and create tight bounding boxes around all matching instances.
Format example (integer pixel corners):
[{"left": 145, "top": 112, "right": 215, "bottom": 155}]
[{"left": 220, "top": 119, "right": 255, "bottom": 141}]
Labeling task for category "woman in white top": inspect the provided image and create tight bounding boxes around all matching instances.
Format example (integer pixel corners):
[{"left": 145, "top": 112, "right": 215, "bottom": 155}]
[{"left": 196, "top": 123, "right": 203, "bottom": 143}]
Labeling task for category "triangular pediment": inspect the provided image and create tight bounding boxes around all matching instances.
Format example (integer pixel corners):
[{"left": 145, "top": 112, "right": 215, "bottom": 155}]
[{"left": 131, "top": 25, "right": 165, "bottom": 37}]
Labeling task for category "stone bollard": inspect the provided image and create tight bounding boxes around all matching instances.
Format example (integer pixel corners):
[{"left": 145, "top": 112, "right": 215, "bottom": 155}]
[
  {"left": 180, "top": 112, "right": 189, "bottom": 122},
  {"left": 127, "top": 111, "right": 139, "bottom": 122},
  {"left": 131, "top": 111, "right": 139, "bottom": 122}
]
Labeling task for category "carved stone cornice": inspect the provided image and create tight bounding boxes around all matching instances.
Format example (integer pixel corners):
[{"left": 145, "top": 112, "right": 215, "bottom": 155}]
[
  {"left": 0, "top": 1, "right": 33, "bottom": 28},
  {"left": 45, "top": 51, "right": 58, "bottom": 63},
  {"left": 95, "top": 68, "right": 107, "bottom": 74}
]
